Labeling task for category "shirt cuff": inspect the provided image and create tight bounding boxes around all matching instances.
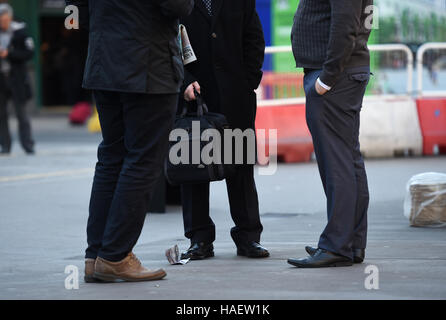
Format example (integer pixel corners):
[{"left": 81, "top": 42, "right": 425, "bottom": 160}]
[{"left": 317, "top": 78, "right": 332, "bottom": 91}]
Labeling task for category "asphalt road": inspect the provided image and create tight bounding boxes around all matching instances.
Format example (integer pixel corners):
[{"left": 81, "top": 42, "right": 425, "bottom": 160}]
[{"left": 0, "top": 116, "right": 445, "bottom": 300}]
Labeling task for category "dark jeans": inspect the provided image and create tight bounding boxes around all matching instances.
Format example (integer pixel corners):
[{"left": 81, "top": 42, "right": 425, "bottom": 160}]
[
  {"left": 0, "top": 91, "right": 34, "bottom": 152},
  {"left": 85, "top": 90, "right": 177, "bottom": 262},
  {"left": 181, "top": 165, "right": 263, "bottom": 246},
  {"left": 304, "top": 66, "right": 370, "bottom": 260}
]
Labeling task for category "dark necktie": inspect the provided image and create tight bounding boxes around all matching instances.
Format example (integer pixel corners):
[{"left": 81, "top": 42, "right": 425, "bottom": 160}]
[{"left": 202, "top": 0, "right": 212, "bottom": 16}]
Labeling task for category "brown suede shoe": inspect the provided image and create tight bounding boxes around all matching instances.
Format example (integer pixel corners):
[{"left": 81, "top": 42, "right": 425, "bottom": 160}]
[
  {"left": 94, "top": 252, "right": 166, "bottom": 282},
  {"left": 84, "top": 258, "right": 99, "bottom": 283}
]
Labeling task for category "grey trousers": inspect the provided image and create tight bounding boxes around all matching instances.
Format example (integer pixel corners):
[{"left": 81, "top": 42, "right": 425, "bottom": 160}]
[{"left": 303, "top": 66, "right": 370, "bottom": 259}]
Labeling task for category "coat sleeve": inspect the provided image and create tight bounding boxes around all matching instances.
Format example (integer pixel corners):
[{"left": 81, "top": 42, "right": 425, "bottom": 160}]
[
  {"left": 7, "top": 29, "right": 34, "bottom": 63},
  {"left": 153, "top": 0, "right": 195, "bottom": 18},
  {"left": 65, "top": 0, "right": 89, "bottom": 30},
  {"left": 181, "top": 68, "right": 197, "bottom": 93},
  {"left": 318, "top": 0, "right": 363, "bottom": 87},
  {"left": 243, "top": 0, "right": 265, "bottom": 91}
]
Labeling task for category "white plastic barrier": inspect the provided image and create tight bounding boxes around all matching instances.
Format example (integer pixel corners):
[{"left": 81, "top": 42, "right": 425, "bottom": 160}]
[
  {"left": 359, "top": 96, "right": 423, "bottom": 158},
  {"left": 261, "top": 45, "right": 426, "bottom": 160},
  {"left": 416, "top": 42, "right": 446, "bottom": 96}
]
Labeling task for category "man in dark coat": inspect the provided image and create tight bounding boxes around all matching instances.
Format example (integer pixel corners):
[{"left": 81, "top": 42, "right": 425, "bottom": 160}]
[
  {"left": 178, "top": 0, "right": 270, "bottom": 260},
  {"left": 0, "top": 4, "right": 35, "bottom": 155},
  {"left": 288, "top": 0, "right": 373, "bottom": 268},
  {"left": 66, "top": 0, "right": 194, "bottom": 282}
]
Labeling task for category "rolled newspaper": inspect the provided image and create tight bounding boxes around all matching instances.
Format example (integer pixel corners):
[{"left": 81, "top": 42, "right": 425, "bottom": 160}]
[{"left": 179, "top": 24, "right": 197, "bottom": 65}]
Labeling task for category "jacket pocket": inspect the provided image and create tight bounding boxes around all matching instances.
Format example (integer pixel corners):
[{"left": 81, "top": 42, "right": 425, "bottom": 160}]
[{"left": 349, "top": 72, "right": 370, "bottom": 83}]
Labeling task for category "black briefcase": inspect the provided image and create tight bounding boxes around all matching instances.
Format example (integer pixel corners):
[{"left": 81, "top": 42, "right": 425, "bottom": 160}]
[{"left": 164, "top": 92, "right": 235, "bottom": 185}]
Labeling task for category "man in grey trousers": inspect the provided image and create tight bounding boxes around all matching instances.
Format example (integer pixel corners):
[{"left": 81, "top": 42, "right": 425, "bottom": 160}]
[{"left": 288, "top": 0, "right": 373, "bottom": 268}]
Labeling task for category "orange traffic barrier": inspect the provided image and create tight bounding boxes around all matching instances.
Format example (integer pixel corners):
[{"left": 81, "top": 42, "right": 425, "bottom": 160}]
[
  {"left": 256, "top": 101, "right": 314, "bottom": 163},
  {"left": 259, "top": 72, "right": 304, "bottom": 100},
  {"left": 416, "top": 97, "right": 446, "bottom": 155}
]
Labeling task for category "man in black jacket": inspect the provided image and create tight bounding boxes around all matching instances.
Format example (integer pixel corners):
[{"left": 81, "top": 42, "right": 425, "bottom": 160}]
[
  {"left": 288, "top": 0, "right": 373, "bottom": 268},
  {"left": 178, "top": 0, "right": 270, "bottom": 260},
  {"left": 0, "top": 4, "right": 34, "bottom": 155},
  {"left": 66, "top": 0, "right": 194, "bottom": 282}
]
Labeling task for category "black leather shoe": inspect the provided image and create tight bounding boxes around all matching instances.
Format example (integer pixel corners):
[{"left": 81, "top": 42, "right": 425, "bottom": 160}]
[
  {"left": 24, "top": 147, "right": 35, "bottom": 155},
  {"left": 352, "top": 248, "right": 365, "bottom": 263},
  {"left": 181, "top": 242, "right": 214, "bottom": 260},
  {"left": 305, "top": 246, "right": 365, "bottom": 264},
  {"left": 288, "top": 248, "right": 353, "bottom": 268},
  {"left": 237, "top": 241, "right": 270, "bottom": 258}
]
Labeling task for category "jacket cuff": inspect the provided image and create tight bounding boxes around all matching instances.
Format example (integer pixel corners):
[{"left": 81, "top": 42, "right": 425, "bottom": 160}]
[
  {"left": 181, "top": 71, "right": 197, "bottom": 94},
  {"left": 319, "top": 70, "right": 338, "bottom": 88},
  {"left": 317, "top": 78, "right": 332, "bottom": 91}
]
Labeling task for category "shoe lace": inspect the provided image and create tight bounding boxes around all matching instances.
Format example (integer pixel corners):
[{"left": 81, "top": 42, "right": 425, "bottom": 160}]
[{"left": 128, "top": 253, "right": 142, "bottom": 267}]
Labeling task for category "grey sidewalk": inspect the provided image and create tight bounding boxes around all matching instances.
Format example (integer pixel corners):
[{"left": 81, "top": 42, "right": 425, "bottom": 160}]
[{"left": 0, "top": 117, "right": 445, "bottom": 299}]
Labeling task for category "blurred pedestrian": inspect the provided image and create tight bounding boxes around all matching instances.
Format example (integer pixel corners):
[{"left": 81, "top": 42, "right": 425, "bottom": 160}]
[
  {"left": 66, "top": 0, "right": 194, "bottom": 283},
  {"left": 0, "top": 3, "right": 35, "bottom": 155},
  {"left": 178, "top": 0, "right": 270, "bottom": 260},
  {"left": 288, "top": 0, "right": 373, "bottom": 268}
]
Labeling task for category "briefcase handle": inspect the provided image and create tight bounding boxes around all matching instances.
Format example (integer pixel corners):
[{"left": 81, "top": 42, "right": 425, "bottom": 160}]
[
  {"left": 179, "top": 88, "right": 209, "bottom": 118},
  {"left": 194, "top": 88, "right": 209, "bottom": 116}
]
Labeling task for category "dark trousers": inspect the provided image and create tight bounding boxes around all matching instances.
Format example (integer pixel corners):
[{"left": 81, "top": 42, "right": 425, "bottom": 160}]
[
  {"left": 0, "top": 91, "right": 34, "bottom": 152},
  {"left": 304, "top": 67, "right": 370, "bottom": 260},
  {"left": 85, "top": 90, "right": 177, "bottom": 262},
  {"left": 181, "top": 165, "right": 263, "bottom": 246}
]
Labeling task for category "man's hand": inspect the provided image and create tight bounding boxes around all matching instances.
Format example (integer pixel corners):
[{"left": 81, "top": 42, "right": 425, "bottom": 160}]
[
  {"left": 0, "top": 49, "right": 8, "bottom": 59},
  {"left": 184, "top": 81, "right": 201, "bottom": 101},
  {"left": 315, "top": 80, "right": 328, "bottom": 96}
]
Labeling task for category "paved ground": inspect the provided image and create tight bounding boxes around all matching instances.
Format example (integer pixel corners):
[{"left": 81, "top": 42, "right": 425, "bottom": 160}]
[{"left": 0, "top": 116, "right": 446, "bottom": 300}]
